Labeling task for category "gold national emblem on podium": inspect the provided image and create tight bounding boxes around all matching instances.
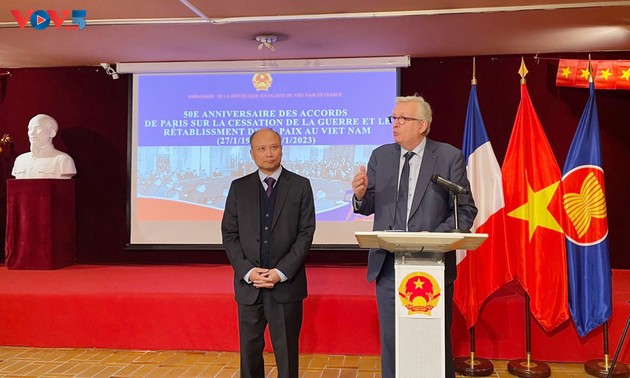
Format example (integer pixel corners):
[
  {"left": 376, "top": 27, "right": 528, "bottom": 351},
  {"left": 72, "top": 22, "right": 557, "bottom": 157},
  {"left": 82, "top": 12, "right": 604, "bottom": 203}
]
[
  {"left": 398, "top": 272, "right": 441, "bottom": 316},
  {"left": 252, "top": 73, "right": 272, "bottom": 91}
]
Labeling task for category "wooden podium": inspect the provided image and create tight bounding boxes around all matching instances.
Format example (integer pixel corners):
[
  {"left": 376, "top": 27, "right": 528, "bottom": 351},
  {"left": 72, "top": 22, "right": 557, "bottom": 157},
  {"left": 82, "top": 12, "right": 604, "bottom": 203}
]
[
  {"left": 5, "top": 179, "right": 77, "bottom": 269},
  {"left": 355, "top": 231, "right": 487, "bottom": 378}
]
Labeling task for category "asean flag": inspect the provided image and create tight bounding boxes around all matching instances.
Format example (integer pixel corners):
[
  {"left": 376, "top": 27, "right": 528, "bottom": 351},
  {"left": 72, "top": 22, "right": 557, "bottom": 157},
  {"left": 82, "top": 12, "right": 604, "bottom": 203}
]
[
  {"left": 454, "top": 83, "right": 512, "bottom": 329},
  {"left": 562, "top": 81, "right": 612, "bottom": 337},
  {"left": 502, "top": 82, "right": 569, "bottom": 332}
]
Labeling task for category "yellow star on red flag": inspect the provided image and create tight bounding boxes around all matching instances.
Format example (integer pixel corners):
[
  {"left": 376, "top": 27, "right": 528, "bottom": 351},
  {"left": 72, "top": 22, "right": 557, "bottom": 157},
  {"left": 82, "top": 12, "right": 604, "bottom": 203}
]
[
  {"left": 508, "top": 175, "right": 564, "bottom": 240},
  {"left": 557, "top": 59, "right": 630, "bottom": 89},
  {"left": 502, "top": 80, "right": 569, "bottom": 332},
  {"left": 561, "top": 67, "right": 572, "bottom": 78},
  {"left": 600, "top": 68, "right": 613, "bottom": 80}
]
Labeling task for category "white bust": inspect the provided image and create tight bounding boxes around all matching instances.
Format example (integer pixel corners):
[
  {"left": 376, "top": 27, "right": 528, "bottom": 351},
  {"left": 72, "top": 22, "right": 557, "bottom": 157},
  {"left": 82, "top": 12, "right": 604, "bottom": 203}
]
[{"left": 11, "top": 114, "right": 77, "bottom": 179}]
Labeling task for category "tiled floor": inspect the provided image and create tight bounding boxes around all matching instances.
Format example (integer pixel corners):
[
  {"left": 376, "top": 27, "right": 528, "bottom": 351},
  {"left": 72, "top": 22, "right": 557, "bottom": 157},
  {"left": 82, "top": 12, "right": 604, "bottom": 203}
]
[{"left": 0, "top": 346, "right": 602, "bottom": 377}]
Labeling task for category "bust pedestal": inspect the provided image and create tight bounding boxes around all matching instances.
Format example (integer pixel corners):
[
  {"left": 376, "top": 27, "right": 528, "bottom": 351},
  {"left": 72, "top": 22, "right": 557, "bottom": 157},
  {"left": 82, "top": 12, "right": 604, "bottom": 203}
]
[{"left": 5, "top": 179, "right": 77, "bottom": 269}]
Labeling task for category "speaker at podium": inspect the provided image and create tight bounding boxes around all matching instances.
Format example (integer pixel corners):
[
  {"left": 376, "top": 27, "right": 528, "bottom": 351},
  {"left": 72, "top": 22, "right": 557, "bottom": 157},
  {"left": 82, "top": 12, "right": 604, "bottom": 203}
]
[{"left": 355, "top": 231, "right": 487, "bottom": 378}]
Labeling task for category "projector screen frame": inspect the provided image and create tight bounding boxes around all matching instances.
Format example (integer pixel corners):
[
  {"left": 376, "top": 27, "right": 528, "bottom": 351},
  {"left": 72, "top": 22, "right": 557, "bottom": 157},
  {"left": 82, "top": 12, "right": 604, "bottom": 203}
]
[
  {"left": 125, "top": 57, "right": 407, "bottom": 250},
  {"left": 117, "top": 56, "right": 410, "bottom": 74}
]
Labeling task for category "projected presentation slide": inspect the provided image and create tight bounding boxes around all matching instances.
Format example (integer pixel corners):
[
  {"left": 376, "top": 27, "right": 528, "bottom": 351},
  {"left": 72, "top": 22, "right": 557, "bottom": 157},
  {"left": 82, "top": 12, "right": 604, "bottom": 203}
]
[{"left": 130, "top": 69, "right": 398, "bottom": 245}]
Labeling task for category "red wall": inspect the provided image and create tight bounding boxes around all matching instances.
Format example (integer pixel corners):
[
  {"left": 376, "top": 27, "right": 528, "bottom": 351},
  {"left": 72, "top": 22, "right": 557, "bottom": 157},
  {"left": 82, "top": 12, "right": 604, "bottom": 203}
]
[{"left": 0, "top": 53, "right": 628, "bottom": 268}]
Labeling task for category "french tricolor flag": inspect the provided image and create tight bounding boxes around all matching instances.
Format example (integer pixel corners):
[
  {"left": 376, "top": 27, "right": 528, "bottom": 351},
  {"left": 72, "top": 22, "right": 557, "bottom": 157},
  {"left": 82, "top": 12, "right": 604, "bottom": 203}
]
[{"left": 454, "top": 83, "right": 512, "bottom": 329}]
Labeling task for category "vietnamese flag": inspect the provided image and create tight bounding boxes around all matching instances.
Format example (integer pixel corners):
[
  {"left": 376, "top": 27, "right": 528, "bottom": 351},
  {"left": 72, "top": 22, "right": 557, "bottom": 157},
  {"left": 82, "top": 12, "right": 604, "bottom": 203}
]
[
  {"left": 556, "top": 59, "right": 578, "bottom": 87},
  {"left": 556, "top": 59, "right": 630, "bottom": 90},
  {"left": 593, "top": 60, "right": 616, "bottom": 90},
  {"left": 574, "top": 60, "right": 593, "bottom": 88},
  {"left": 615, "top": 61, "right": 630, "bottom": 90},
  {"left": 502, "top": 77, "right": 569, "bottom": 332}
]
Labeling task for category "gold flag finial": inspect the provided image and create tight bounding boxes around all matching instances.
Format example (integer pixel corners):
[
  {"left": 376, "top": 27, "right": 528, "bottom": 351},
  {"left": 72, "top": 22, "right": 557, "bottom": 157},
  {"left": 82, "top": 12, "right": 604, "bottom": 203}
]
[
  {"left": 472, "top": 57, "right": 477, "bottom": 85},
  {"left": 518, "top": 57, "right": 528, "bottom": 84}
]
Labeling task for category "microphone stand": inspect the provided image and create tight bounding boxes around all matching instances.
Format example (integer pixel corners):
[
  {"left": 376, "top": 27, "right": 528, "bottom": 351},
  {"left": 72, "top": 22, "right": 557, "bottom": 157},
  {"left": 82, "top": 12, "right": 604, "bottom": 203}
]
[
  {"left": 451, "top": 190, "right": 494, "bottom": 376},
  {"left": 451, "top": 193, "right": 470, "bottom": 234},
  {"left": 451, "top": 192, "right": 470, "bottom": 233}
]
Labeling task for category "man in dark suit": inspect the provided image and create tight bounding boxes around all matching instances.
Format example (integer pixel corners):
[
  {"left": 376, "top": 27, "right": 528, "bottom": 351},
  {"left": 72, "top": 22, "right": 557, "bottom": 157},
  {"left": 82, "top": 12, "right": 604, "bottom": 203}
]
[
  {"left": 222, "top": 128, "right": 316, "bottom": 378},
  {"left": 352, "top": 95, "right": 477, "bottom": 378}
]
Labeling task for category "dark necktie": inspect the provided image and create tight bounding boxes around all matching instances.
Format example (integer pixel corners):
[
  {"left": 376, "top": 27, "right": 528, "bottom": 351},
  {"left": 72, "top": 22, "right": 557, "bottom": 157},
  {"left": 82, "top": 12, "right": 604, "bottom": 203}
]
[
  {"left": 394, "top": 152, "right": 414, "bottom": 231},
  {"left": 264, "top": 177, "right": 276, "bottom": 198}
]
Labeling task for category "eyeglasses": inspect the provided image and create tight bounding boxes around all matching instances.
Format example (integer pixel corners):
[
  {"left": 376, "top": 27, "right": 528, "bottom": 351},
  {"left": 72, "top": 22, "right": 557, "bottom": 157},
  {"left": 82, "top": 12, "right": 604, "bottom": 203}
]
[{"left": 387, "top": 116, "right": 421, "bottom": 125}]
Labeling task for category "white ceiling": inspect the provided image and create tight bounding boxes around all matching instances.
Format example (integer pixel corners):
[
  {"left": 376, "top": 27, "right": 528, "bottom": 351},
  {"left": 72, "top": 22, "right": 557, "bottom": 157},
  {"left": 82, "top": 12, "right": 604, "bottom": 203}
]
[{"left": 0, "top": 0, "right": 629, "bottom": 68}]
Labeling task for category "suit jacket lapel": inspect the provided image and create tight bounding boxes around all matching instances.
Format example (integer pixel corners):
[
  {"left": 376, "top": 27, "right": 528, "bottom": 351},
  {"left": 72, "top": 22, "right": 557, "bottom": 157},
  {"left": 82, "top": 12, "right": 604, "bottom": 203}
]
[
  {"left": 272, "top": 169, "right": 291, "bottom": 230},
  {"left": 247, "top": 173, "right": 261, "bottom": 235},
  {"left": 409, "top": 138, "right": 436, "bottom": 220}
]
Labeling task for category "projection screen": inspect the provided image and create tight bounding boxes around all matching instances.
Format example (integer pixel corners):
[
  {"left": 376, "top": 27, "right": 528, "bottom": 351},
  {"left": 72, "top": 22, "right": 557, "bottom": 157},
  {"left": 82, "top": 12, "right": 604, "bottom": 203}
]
[{"left": 126, "top": 58, "right": 405, "bottom": 247}]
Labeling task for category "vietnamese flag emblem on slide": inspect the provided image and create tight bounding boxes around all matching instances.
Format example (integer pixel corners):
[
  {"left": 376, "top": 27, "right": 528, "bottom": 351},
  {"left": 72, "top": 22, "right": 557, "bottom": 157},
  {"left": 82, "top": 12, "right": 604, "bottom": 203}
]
[{"left": 252, "top": 73, "right": 273, "bottom": 91}]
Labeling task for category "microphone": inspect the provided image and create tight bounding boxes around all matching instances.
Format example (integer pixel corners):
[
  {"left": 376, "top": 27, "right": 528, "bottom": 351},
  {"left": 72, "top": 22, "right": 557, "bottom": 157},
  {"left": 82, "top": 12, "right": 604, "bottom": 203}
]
[{"left": 431, "top": 174, "right": 469, "bottom": 195}]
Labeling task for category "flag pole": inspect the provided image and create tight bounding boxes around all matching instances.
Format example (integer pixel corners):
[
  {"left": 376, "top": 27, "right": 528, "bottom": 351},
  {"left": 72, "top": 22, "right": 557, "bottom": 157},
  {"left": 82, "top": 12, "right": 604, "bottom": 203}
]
[
  {"left": 454, "top": 324, "right": 494, "bottom": 376},
  {"left": 581, "top": 55, "right": 629, "bottom": 378},
  {"left": 585, "top": 320, "right": 630, "bottom": 377},
  {"left": 507, "top": 293, "right": 551, "bottom": 377},
  {"left": 506, "top": 58, "right": 551, "bottom": 378},
  {"left": 606, "top": 308, "right": 630, "bottom": 378},
  {"left": 453, "top": 56, "right": 494, "bottom": 377}
]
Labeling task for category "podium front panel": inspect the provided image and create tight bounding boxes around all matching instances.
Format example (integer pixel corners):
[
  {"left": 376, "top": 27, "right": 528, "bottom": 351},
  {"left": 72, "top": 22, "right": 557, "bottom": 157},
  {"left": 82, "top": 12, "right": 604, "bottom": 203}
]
[
  {"left": 5, "top": 179, "right": 76, "bottom": 269},
  {"left": 395, "top": 260, "right": 445, "bottom": 377}
]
